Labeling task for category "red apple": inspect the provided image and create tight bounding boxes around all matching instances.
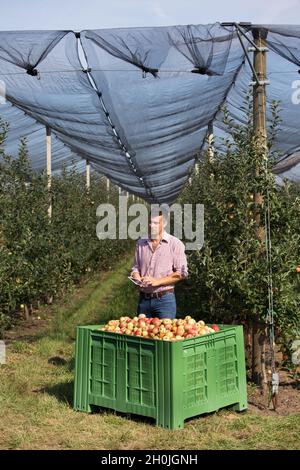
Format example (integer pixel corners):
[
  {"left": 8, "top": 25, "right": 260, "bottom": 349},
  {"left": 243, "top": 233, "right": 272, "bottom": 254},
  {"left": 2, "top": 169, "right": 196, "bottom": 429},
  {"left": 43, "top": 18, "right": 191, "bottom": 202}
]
[
  {"left": 176, "top": 326, "right": 185, "bottom": 336},
  {"left": 211, "top": 324, "right": 220, "bottom": 332}
]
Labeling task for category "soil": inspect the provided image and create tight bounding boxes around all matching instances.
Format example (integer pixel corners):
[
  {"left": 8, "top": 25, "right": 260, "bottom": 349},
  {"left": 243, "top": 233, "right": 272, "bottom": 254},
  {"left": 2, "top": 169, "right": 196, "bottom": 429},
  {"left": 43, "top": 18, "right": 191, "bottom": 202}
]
[{"left": 247, "top": 368, "right": 300, "bottom": 416}]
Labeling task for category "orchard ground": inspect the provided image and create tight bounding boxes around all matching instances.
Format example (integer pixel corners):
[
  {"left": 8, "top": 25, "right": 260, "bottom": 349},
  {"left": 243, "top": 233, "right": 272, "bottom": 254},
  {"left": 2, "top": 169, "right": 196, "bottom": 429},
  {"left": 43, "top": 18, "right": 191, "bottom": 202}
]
[{"left": 0, "top": 255, "right": 299, "bottom": 450}]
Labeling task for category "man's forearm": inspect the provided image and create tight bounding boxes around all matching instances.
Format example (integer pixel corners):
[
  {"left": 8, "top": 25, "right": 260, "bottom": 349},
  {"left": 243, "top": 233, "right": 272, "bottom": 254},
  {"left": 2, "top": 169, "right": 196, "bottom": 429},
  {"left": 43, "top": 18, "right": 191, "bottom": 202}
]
[{"left": 155, "top": 273, "right": 183, "bottom": 287}]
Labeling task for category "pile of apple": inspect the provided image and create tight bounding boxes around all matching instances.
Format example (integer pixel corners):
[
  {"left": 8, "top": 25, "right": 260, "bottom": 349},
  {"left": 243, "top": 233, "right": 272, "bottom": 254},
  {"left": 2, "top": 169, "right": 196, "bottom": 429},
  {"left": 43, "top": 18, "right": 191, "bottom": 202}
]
[{"left": 100, "top": 314, "right": 220, "bottom": 341}]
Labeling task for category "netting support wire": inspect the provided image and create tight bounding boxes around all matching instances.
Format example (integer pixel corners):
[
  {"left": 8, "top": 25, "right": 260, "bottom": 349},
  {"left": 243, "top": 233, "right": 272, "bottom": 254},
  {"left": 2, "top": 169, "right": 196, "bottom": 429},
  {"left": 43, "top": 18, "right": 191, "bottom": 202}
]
[
  {"left": 235, "top": 28, "right": 261, "bottom": 85},
  {"left": 235, "top": 23, "right": 264, "bottom": 52},
  {"left": 75, "top": 34, "right": 157, "bottom": 203},
  {"left": 86, "top": 159, "right": 90, "bottom": 190},
  {"left": 46, "top": 125, "right": 52, "bottom": 220}
]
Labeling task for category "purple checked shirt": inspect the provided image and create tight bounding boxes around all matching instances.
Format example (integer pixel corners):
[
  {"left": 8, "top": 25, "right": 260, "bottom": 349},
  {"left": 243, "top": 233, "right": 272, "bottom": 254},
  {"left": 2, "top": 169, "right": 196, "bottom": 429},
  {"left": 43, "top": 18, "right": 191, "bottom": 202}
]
[{"left": 131, "top": 231, "right": 188, "bottom": 293}]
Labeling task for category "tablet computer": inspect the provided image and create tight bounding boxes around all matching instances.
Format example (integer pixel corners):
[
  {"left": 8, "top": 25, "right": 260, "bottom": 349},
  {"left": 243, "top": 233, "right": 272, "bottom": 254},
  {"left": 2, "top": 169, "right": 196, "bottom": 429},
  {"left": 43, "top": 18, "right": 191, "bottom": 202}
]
[{"left": 128, "top": 276, "right": 145, "bottom": 286}]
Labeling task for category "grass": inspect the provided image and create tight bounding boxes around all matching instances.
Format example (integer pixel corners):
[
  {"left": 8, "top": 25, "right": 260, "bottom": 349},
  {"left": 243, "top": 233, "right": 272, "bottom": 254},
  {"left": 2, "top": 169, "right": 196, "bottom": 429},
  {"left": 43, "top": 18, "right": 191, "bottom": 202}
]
[{"left": 0, "top": 255, "right": 299, "bottom": 450}]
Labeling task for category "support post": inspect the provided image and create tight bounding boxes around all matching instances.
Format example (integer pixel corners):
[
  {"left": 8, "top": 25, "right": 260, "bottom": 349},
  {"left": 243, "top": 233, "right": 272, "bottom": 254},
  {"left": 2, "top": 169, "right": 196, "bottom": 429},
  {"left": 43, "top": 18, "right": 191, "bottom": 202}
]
[
  {"left": 86, "top": 159, "right": 90, "bottom": 190},
  {"left": 252, "top": 27, "right": 269, "bottom": 389},
  {"left": 46, "top": 126, "right": 52, "bottom": 220},
  {"left": 208, "top": 121, "right": 214, "bottom": 162},
  {"left": 106, "top": 177, "right": 110, "bottom": 202},
  {"left": 253, "top": 27, "right": 268, "bottom": 244}
]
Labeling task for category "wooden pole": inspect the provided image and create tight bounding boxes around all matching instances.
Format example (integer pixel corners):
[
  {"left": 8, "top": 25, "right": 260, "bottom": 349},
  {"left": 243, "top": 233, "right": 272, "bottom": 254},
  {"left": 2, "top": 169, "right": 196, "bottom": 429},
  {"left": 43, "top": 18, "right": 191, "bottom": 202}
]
[
  {"left": 46, "top": 126, "right": 52, "bottom": 220},
  {"left": 252, "top": 27, "right": 268, "bottom": 389},
  {"left": 106, "top": 177, "right": 110, "bottom": 202},
  {"left": 208, "top": 121, "right": 214, "bottom": 162},
  {"left": 207, "top": 121, "right": 215, "bottom": 181},
  {"left": 86, "top": 159, "right": 90, "bottom": 190},
  {"left": 253, "top": 27, "right": 268, "bottom": 244}
]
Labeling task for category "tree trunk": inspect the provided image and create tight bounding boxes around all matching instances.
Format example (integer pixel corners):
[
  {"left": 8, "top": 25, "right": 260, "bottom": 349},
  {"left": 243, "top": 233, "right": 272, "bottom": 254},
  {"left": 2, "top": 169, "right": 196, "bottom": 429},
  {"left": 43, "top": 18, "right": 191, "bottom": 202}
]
[
  {"left": 251, "top": 319, "right": 269, "bottom": 391},
  {"left": 23, "top": 304, "right": 30, "bottom": 321},
  {"left": 45, "top": 294, "right": 53, "bottom": 305},
  {"left": 244, "top": 323, "right": 252, "bottom": 371},
  {"left": 260, "top": 327, "right": 269, "bottom": 396},
  {"left": 252, "top": 320, "right": 261, "bottom": 384}
]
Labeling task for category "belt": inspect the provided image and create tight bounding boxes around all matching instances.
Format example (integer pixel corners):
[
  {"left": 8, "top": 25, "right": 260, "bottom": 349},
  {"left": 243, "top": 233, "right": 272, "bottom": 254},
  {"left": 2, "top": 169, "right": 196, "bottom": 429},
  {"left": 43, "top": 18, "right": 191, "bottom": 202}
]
[{"left": 140, "top": 289, "right": 174, "bottom": 299}]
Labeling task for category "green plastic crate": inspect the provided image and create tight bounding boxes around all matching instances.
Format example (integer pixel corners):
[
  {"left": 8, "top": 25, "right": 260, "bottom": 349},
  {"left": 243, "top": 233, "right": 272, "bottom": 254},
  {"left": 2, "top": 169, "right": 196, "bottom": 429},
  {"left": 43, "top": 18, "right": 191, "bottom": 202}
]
[{"left": 73, "top": 324, "right": 247, "bottom": 429}]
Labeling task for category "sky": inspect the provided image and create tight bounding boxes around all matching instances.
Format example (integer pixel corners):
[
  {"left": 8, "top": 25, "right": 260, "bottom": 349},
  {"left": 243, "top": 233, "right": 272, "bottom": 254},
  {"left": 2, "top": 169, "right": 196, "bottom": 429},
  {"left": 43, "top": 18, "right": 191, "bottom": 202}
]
[{"left": 0, "top": 0, "right": 300, "bottom": 31}]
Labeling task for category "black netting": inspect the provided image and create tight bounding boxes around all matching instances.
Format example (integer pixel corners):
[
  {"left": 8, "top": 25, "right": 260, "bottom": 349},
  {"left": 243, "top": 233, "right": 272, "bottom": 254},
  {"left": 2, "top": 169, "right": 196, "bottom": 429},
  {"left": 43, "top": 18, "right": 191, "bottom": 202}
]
[{"left": 0, "top": 23, "right": 300, "bottom": 202}]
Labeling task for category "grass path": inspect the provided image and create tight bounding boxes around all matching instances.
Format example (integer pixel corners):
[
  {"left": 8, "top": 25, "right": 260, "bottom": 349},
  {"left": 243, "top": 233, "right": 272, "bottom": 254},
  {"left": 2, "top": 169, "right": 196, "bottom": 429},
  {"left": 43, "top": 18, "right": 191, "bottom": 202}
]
[{"left": 0, "top": 256, "right": 299, "bottom": 450}]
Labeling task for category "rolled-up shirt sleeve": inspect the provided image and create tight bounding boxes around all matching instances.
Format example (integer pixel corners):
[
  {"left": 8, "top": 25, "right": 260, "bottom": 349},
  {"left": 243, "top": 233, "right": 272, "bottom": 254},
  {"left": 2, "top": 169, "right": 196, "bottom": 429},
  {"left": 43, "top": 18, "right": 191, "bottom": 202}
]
[
  {"left": 131, "top": 242, "right": 140, "bottom": 276},
  {"left": 172, "top": 240, "right": 188, "bottom": 278}
]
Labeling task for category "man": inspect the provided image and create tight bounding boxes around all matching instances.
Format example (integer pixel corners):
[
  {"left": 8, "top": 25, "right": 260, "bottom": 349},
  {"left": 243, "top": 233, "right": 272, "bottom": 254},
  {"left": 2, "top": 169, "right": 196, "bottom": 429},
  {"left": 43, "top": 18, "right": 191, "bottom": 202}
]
[{"left": 130, "top": 210, "right": 188, "bottom": 319}]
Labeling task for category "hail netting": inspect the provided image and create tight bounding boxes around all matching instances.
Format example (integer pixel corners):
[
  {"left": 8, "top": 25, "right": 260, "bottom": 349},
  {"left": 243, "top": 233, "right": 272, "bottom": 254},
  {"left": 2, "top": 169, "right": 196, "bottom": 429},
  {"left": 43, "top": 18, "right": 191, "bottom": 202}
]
[{"left": 0, "top": 24, "right": 300, "bottom": 202}]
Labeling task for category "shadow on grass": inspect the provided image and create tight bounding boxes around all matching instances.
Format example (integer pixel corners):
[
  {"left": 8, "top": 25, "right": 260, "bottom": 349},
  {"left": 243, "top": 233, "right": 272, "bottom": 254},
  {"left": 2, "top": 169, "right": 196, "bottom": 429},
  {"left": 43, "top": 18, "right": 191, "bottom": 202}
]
[
  {"left": 40, "top": 380, "right": 158, "bottom": 426},
  {"left": 41, "top": 380, "right": 75, "bottom": 407},
  {"left": 90, "top": 405, "right": 157, "bottom": 427}
]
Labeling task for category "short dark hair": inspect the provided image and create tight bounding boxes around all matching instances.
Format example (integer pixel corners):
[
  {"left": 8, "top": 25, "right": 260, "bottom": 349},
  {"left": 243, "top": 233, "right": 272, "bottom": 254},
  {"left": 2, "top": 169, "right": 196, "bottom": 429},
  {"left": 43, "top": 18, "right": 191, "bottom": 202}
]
[{"left": 150, "top": 207, "right": 169, "bottom": 221}]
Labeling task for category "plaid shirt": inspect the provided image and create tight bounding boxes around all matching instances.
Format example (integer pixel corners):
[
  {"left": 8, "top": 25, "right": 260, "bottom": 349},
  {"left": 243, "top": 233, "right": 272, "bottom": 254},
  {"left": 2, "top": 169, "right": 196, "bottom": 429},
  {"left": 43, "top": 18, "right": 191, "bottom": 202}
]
[{"left": 131, "top": 231, "right": 188, "bottom": 293}]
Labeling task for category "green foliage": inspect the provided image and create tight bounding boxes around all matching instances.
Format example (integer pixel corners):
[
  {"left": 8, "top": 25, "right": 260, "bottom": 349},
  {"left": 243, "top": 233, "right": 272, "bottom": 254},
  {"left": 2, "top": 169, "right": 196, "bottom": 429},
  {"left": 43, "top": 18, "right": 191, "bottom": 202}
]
[
  {"left": 0, "top": 119, "right": 132, "bottom": 330},
  {"left": 177, "top": 98, "right": 300, "bottom": 342}
]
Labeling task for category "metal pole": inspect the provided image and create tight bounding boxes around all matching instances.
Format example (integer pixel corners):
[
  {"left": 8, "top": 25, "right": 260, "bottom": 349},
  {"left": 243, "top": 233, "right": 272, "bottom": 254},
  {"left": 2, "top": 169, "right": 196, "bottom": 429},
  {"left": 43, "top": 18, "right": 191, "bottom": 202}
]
[
  {"left": 86, "top": 159, "right": 90, "bottom": 190},
  {"left": 46, "top": 126, "right": 52, "bottom": 220}
]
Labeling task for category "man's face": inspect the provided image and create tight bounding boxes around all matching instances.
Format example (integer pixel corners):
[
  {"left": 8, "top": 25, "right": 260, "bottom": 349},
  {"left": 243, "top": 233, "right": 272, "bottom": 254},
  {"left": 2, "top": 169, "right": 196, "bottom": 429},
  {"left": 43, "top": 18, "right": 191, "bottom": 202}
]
[{"left": 149, "top": 215, "right": 164, "bottom": 239}]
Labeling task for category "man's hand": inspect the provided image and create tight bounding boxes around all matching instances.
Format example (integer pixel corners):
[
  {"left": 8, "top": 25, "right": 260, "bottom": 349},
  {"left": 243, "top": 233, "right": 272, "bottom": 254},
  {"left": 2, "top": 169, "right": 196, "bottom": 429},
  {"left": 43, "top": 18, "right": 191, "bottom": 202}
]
[
  {"left": 131, "top": 272, "right": 146, "bottom": 288},
  {"left": 141, "top": 276, "right": 159, "bottom": 287}
]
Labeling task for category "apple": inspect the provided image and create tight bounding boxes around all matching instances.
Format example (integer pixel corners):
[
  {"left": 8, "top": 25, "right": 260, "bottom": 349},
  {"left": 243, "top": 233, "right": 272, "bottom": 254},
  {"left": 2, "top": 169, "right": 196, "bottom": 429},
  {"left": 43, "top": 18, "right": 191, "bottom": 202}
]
[
  {"left": 211, "top": 324, "right": 220, "bottom": 332},
  {"left": 100, "top": 315, "right": 220, "bottom": 341},
  {"left": 176, "top": 326, "right": 185, "bottom": 336}
]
